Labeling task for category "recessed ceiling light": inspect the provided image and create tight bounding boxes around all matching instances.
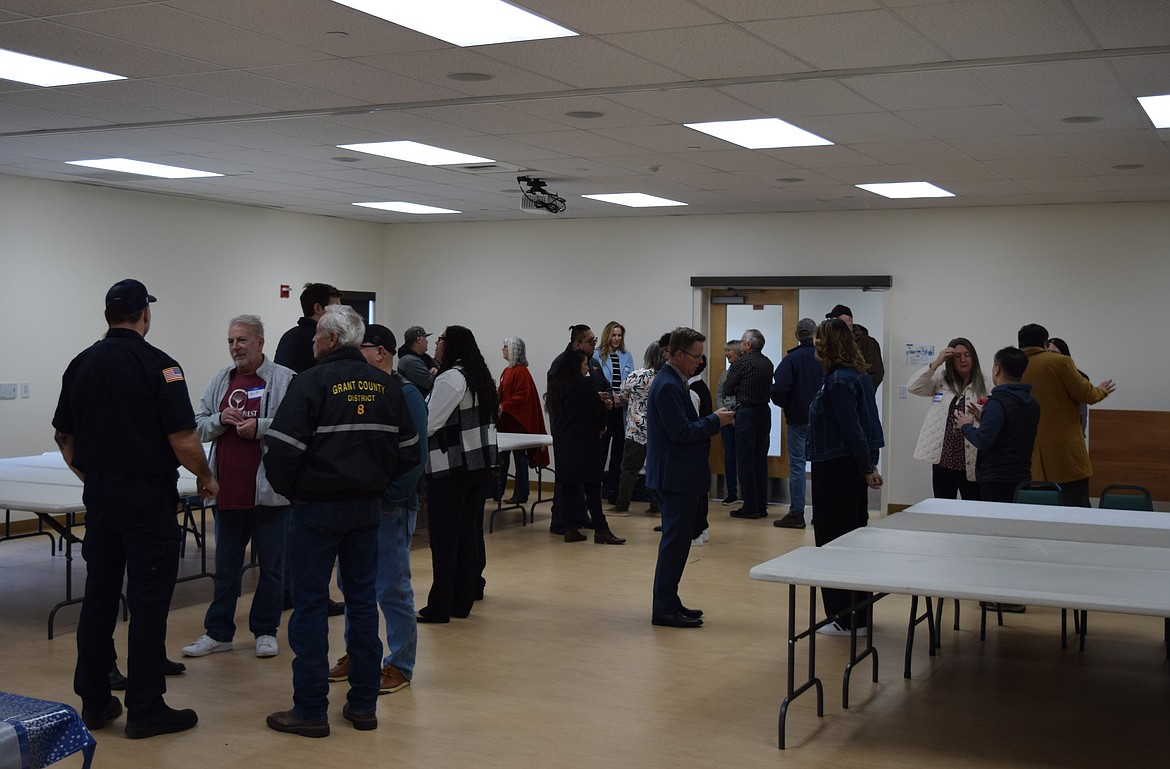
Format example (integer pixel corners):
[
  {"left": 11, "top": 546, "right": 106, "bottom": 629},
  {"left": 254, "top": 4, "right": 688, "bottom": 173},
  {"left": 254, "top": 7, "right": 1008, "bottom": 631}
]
[
  {"left": 565, "top": 111, "right": 605, "bottom": 119},
  {"left": 855, "top": 182, "right": 954, "bottom": 199},
  {"left": 1137, "top": 94, "right": 1170, "bottom": 129},
  {"left": 331, "top": 156, "right": 362, "bottom": 163},
  {"left": 325, "top": 31, "right": 349, "bottom": 38},
  {"left": 337, "top": 140, "right": 493, "bottom": 166},
  {"left": 66, "top": 158, "right": 222, "bottom": 178},
  {"left": 582, "top": 193, "right": 687, "bottom": 208},
  {"left": 1111, "top": 163, "right": 1144, "bottom": 170},
  {"left": 447, "top": 72, "right": 494, "bottom": 82},
  {"left": 354, "top": 201, "right": 461, "bottom": 214},
  {"left": 776, "top": 177, "right": 805, "bottom": 183},
  {"left": 0, "top": 47, "right": 125, "bottom": 87},
  {"left": 330, "top": 0, "right": 577, "bottom": 47},
  {"left": 684, "top": 118, "right": 832, "bottom": 149},
  {"left": 1060, "top": 115, "right": 1103, "bottom": 124}
]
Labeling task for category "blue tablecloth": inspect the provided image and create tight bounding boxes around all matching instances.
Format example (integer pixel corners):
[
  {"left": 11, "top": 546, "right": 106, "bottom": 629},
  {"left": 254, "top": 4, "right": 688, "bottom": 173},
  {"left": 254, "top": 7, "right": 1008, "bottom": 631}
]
[{"left": 0, "top": 692, "right": 95, "bottom": 769}]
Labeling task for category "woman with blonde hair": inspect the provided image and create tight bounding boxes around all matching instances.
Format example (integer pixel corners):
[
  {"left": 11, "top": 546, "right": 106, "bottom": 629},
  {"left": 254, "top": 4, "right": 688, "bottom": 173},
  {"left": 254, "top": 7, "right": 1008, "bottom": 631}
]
[{"left": 594, "top": 321, "right": 634, "bottom": 502}]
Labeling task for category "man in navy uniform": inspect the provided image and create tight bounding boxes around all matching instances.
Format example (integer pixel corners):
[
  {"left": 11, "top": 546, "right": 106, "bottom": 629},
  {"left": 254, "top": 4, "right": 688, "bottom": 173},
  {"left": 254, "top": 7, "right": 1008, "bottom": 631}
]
[{"left": 54, "top": 278, "right": 218, "bottom": 738}]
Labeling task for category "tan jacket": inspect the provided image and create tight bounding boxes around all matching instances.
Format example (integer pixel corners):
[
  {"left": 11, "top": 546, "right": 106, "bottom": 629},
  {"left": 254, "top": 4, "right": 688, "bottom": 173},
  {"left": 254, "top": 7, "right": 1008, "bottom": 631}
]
[{"left": 1021, "top": 348, "right": 1110, "bottom": 483}]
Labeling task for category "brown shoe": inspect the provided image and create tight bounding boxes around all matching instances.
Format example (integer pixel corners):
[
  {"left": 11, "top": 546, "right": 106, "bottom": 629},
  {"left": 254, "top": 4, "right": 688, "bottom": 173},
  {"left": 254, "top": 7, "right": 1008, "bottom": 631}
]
[
  {"left": 327, "top": 654, "right": 350, "bottom": 682},
  {"left": 564, "top": 528, "right": 587, "bottom": 543},
  {"left": 594, "top": 527, "right": 626, "bottom": 545},
  {"left": 379, "top": 664, "right": 410, "bottom": 694}
]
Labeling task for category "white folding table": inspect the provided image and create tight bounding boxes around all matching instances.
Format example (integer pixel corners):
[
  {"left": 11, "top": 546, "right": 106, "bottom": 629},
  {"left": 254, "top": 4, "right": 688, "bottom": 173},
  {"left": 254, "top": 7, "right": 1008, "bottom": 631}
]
[{"left": 490, "top": 433, "right": 553, "bottom": 532}]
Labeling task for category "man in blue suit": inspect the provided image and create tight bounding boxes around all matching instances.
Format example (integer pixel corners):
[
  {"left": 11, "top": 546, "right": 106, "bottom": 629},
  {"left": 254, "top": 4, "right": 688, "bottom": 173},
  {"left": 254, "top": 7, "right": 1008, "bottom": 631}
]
[{"left": 647, "top": 327, "right": 735, "bottom": 628}]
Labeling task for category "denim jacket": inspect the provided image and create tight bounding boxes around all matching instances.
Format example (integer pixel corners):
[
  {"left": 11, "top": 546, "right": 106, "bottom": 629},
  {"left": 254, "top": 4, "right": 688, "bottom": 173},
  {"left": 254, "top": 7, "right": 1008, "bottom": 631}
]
[{"left": 806, "top": 365, "right": 884, "bottom": 473}]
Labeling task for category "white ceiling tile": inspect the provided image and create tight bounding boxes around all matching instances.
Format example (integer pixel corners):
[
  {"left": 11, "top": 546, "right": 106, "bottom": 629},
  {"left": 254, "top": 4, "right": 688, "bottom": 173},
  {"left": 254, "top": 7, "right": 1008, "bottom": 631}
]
[
  {"left": 854, "top": 139, "right": 972, "bottom": 164},
  {"left": 504, "top": 0, "right": 722, "bottom": 35},
  {"left": 897, "top": 104, "right": 1036, "bottom": 138},
  {"left": 692, "top": 0, "right": 882, "bottom": 20},
  {"left": 1050, "top": 130, "right": 1168, "bottom": 157},
  {"left": 407, "top": 104, "right": 572, "bottom": 136},
  {"left": 765, "top": 145, "right": 881, "bottom": 167},
  {"left": 845, "top": 71, "right": 1000, "bottom": 111},
  {"left": 478, "top": 37, "right": 688, "bottom": 89},
  {"left": 678, "top": 149, "right": 797, "bottom": 173},
  {"left": 1013, "top": 100, "right": 1152, "bottom": 134},
  {"left": 507, "top": 97, "right": 664, "bottom": 130},
  {"left": 743, "top": 10, "right": 949, "bottom": 69},
  {"left": 249, "top": 59, "right": 465, "bottom": 104},
  {"left": 895, "top": 0, "right": 1097, "bottom": 59},
  {"left": 1068, "top": 0, "right": 1170, "bottom": 49},
  {"left": 503, "top": 129, "right": 648, "bottom": 157},
  {"left": 1079, "top": 154, "right": 1170, "bottom": 176},
  {"left": 607, "top": 88, "right": 765, "bottom": 123},
  {"left": 593, "top": 124, "right": 733, "bottom": 153},
  {"left": 719, "top": 80, "right": 880, "bottom": 117},
  {"left": 599, "top": 25, "right": 806, "bottom": 80},
  {"left": 944, "top": 135, "right": 1067, "bottom": 160},
  {"left": 797, "top": 111, "right": 931, "bottom": 144},
  {"left": 149, "top": 70, "right": 352, "bottom": 112},
  {"left": 1109, "top": 54, "right": 1170, "bottom": 96},
  {"left": 984, "top": 157, "right": 1089, "bottom": 178},
  {"left": 354, "top": 49, "right": 573, "bottom": 95},
  {"left": 1016, "top": 176, "right": 1108, "bottom": 193},
  {"left": 1101, "top": 172, "right": 1170, "bottom": 191},
  {"left": 974, "top": 60, "right": 1128, "bottom": 105}
]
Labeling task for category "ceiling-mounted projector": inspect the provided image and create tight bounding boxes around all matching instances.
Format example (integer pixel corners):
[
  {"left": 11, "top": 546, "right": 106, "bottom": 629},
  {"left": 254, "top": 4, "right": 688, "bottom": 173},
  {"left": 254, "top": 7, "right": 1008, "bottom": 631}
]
[{"left": 518, "top": 176, "right": 566, "bottom": 214}]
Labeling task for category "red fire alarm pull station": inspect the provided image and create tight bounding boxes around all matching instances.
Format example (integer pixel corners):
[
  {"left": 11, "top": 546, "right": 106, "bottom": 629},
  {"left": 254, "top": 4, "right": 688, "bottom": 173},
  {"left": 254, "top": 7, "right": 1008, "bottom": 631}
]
[{"left": 280, "top": 284, "right": 290, "bottom": 298}]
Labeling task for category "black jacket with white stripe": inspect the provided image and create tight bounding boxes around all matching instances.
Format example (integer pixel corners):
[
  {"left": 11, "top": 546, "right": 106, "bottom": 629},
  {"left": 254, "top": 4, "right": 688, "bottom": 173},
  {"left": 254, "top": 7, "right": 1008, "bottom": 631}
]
[{"left": 263, "top": 347, "right": 420, "bottom": 502}]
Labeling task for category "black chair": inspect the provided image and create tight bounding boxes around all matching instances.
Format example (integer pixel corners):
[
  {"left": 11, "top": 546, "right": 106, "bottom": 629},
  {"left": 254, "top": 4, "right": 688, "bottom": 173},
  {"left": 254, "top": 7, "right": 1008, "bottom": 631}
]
[{"left": 1098, "top": 484, "right": 1154, "bottom": 511}]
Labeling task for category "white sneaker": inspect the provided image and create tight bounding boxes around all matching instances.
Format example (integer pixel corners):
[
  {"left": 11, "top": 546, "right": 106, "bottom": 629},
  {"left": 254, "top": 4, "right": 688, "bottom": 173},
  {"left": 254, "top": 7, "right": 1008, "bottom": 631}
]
[
  {"left": 690, "top": 535, "right": 704, "bottom": 547},
  {"left": 182, "top": 634, "right": 233, "bottom": 657},
  {"left": 816, "top": 621, "right": 867, "bottom": 637},
  {"left": 255, "top": 635, "right": 279, "bottom": 658},
  {"left": 700, "top": 529, "right": 709, "bottom": 543}
]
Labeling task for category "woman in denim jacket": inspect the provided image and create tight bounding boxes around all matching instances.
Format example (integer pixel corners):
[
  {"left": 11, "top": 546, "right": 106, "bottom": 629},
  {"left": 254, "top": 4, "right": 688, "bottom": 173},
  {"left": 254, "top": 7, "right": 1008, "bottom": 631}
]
[{"left": 807, "top": 318, "right": 884, "bottom": 635}]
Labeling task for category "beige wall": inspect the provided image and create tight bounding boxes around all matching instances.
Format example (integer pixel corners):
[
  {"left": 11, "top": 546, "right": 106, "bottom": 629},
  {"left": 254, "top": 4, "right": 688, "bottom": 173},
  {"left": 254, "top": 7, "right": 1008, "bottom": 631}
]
[
  {"left": 2, "top": 171, "right": 1165, "bottom": 508},
  {"left": 0, "top": 174, "right": 385, "bottom": 460},
  {"left": 380, "top": 203, "right": 1170, "bottom": 507}
]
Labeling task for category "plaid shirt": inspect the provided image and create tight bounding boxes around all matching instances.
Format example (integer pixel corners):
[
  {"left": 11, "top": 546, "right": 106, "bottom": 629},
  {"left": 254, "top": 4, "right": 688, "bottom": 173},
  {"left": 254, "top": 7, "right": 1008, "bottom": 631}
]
[{"left": 723, "top": 351, "right": 774, "bottom": 406}]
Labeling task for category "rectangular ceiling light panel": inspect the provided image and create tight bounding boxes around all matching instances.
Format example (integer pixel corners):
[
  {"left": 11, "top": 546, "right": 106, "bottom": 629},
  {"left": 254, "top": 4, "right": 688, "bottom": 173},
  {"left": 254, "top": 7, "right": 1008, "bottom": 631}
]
[
  {"left": 331, "top": 0, "right": 577, "bottom": 46},
  {"left": 338, "top": 140, "right": 493, "bottom": 166},
  {"left": 856, "top": 182, "right": 954, "bottom": 199},
  {"left": 0, "top": 47, "right": 125, "bottom": 87},
  {"left": 66, "top": 158, "right": 222, "bottom": 178},
  {"left": 1137, "top": 94, "right": 1170, "bottom": 129},
  {"left": 354, "top": 201, "right": 462, "bottom": 214},
  {"left": 582, "top": 193, "right": 687, "bottom": 208},
  {"left": 684, "top": 118, "right": 833, "bottom": 149}
]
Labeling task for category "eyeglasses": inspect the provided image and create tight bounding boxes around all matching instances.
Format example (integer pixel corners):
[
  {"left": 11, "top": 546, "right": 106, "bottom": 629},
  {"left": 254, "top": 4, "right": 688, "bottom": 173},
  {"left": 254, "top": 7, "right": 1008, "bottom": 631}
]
[
  {"left": 680, "top": 350, "right": 703, "bottom": 361},
  {"left": 583, "top": 337, "right": 598, "bottom": 345}
]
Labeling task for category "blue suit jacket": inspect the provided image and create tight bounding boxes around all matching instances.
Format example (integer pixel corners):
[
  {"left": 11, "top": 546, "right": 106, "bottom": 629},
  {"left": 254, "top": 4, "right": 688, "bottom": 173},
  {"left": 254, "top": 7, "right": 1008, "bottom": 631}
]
[{"left": 645, "top": 364, "right": 721, "bottom": 495}]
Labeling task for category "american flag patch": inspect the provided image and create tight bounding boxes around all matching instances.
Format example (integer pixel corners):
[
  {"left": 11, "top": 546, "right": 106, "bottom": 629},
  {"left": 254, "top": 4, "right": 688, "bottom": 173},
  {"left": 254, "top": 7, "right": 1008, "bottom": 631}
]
[{"left": 162, "top": 366, "right": 184, "bottom": 383}]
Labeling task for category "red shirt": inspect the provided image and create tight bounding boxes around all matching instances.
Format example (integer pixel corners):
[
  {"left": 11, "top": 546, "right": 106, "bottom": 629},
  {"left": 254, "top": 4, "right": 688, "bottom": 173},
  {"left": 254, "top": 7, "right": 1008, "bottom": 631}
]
[{"left": 215, "top": 371, "right": 265, "bottom": 509}]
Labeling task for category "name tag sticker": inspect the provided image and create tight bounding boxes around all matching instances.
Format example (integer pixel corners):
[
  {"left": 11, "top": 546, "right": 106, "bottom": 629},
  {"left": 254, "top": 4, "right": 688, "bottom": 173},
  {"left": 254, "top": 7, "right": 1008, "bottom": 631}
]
[
  {"left": 931, "top": 391, "right": 945, "bottom": 403},
  {"left": 246, "top": 387, "right": 265, "bottom": 400}
]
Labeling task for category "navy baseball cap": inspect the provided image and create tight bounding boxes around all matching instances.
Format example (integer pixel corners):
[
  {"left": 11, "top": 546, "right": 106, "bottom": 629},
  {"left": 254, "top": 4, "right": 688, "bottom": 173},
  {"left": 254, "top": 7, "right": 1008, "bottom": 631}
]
[{"left": 105, "top": 279, "right": 156, "bottom": 312}]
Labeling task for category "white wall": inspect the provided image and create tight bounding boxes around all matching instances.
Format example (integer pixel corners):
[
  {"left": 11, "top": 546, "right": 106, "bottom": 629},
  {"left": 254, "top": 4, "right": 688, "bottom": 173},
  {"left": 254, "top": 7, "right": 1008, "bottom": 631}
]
[
  {"left": 381, "top": 203, "right": 1170, "bottom": 507},
  {"left": 0, "top": 174, "right": 385, "bottom": 458},
  {"left": 3, "top": 170, "right": 1163, "bottom": 509}
]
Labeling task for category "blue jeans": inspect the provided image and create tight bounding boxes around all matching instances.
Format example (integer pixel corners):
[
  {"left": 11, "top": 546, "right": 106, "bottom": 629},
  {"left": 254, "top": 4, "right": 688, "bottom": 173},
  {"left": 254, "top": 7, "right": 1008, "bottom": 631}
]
[
  {"left": 497, "top": 450, "right": 529, "bottom": 502},
  {"left": 735, "top": 405, "right": 771, "bottom": 514},
  {"left": 786, "top": 424, "right": 808, "bottom": 515},
  {"left": 340, "top": 503, "right": 418, "bottom": 678},
  {"left": 720, "top": 423, "right": 737, "bottom": 496},
  {"left": 288, "top": 498, "right": 382, "bottom": 719},
  {"left": 204, "top": 505, "right": 289, "bottom": 641}
]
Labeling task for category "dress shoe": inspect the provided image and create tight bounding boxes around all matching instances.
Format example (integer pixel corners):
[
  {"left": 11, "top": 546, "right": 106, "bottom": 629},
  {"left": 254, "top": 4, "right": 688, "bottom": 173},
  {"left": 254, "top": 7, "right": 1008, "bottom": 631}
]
[
  {"left": 563, "top": 528, "right": 587, "bottom": 543},
  {"left": 108, "top": 664, "right": 128, "bottom": 691},
  {"left": 773, "top": 513, "right": 806, "bottom": 529},
  {"left": 653, "top": 525, "right": 663, "bottom": 532},
  {"left": 594, "top": 527, "right": 626, "bottom": 545},
  {"left": 163, "top": 658, "right": 187, "bottom": 675},
  {"left": 265, "top": 709, "right": 328, "bottom": 738},
  {"left": 125, "top": 704, "right": 199, "bottom": 739},
  {"left": 417, "top": 607, "right": 450, "bottom": 624},
  {"left": 504, "top": 496, "right": 528, "bottom": 505},
  {"left": 342, "top": 703, "right": 378, "bottom": 731},
  {"left": 327, "top": 599, "right": 346, "bottom": 616},
  {"left": 730, "top": 508, "right": 763, "bottom": 519},
  {"left": 721, "top": 494, "right": 738, "bottom": 505},
  {"left": 678, "top": 605, "right": 703, "bottom": 619},
  {"left": 651, "top": 612, "right": 703, "bottom": 628},
  {"left": 82, "top": 696, "right": 122, "bottom": 730}
]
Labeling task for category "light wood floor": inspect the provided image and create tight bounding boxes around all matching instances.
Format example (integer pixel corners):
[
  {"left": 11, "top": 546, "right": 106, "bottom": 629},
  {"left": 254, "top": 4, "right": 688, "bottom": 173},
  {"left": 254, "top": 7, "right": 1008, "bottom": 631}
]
[{"left": 2, "top": 501, "right": 1168, "bottom": 769}]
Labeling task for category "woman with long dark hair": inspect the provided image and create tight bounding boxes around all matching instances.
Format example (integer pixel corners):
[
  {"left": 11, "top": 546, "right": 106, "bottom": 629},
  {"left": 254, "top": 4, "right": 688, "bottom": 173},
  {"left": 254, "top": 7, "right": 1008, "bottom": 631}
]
[
  {"left": 545, "top": 350, "right": 625, "bottom": 545},
  {"left": 908, "top": 336, "right": 990, "bottom": 499},
  {"left": 807, "top": 318, "right": 884, "bottom": 635},
  {"left": 418, "top": 325, "right": 498, "bottom": 623}
]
